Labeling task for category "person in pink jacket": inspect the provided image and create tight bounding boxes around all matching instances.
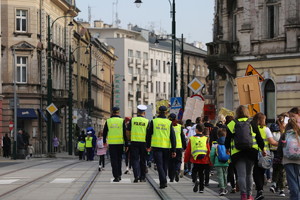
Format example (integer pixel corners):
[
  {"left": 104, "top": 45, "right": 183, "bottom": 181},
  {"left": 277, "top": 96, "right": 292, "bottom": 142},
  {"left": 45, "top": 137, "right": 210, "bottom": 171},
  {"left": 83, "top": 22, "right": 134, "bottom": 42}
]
[{"left": 96, "top": 131, "right": 107, "bottom": 171}]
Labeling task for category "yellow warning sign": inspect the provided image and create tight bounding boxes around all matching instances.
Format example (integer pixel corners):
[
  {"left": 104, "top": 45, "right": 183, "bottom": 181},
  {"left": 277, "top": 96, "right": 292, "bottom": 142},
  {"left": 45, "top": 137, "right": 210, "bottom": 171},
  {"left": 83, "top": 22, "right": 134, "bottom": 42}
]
[{"left": 245, "top": 64, "right": 264, "bottom": 82}]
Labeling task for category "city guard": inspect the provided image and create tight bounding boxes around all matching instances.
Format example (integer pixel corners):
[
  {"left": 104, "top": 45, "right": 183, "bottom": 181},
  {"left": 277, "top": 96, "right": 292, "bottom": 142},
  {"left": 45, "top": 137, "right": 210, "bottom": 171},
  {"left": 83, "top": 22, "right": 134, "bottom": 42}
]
[
  {"left": 146, "top": 106, "right": 176, "bottom": 189},
  {"left": 103, "top": 107, "right": 128, "bottom": 182},
  {"left": 127, "top": 105, "right": 149, "bottom": 183}
]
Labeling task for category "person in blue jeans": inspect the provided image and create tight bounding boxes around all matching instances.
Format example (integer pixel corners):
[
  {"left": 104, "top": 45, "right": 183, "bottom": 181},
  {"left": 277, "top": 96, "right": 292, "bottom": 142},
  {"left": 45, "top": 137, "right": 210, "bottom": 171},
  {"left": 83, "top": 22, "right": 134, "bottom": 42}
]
[{"left": 278, "top": 107, "right": 300, "bottom": 200}]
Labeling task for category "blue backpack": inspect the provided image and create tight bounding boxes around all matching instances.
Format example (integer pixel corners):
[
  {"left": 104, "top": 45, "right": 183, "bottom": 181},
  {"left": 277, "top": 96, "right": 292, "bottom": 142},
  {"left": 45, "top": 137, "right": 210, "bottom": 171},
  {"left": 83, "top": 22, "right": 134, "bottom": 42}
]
[{"left": 216, "top": 144, "right": 230, "bottom": 163}]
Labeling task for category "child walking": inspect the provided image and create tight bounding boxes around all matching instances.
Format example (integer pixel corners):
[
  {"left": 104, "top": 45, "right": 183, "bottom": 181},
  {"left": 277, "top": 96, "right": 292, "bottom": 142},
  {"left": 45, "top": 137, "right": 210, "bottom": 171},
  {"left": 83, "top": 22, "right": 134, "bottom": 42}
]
[
  {"left": 27, "top": 144, "right": 34, "bottom": 159},
  {"left": 97, "top": 131, "right": 107, "bottom": 171},
  {"left": 210, "top": 128, "right": 230, "bottom": 196},
  {"left": 77, "top": 139, "right": 85, "bottom": 160},
  {"left": 184, "top": 124, "right": 210, "bottom": 193}
]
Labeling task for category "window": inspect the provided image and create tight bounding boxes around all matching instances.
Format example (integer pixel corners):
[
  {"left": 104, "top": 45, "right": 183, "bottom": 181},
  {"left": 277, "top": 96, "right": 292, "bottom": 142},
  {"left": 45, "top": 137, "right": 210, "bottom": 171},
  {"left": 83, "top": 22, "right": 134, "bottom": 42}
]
[
  {"left": 267, "top": 3, "right": 279, "bottom": 38},
  {"left": 128, "top": 83, "right": 133, "bottom": 91},
  {"left": 16, "top": 10, "right": 28, "bottom": 32},
  {"left": 136, "top": 51, "right": 141, "bottom": 59},
  {"left": 128, "top": 67, "right": 133, "bottom": 75},
  {"left": 128, "top": 49, "right": 134, "bottom": 57},
  {"left": 150, "top": 59, "right": 153, "bottom": 70},
  {"left": 16, "top": 56, "right": 27, "bottom": 83},
  {"left": 264, "top": 80, "right": 275, "bottom": 123},
  {"left": 163, "top": 61, "right": 166, "bottom": 73},
  {"left": 143, "top": 52, "right": 148, "bottom": 60},
  {"left": 163, "top": 82, "right": 166, "bottom": 93}
]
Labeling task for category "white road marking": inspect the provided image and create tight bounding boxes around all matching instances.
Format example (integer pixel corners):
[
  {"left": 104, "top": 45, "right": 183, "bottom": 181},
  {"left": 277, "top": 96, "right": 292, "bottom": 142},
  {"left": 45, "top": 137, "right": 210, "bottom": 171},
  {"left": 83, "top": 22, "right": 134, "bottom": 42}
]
[
  {"left": 50, "top": 178, "right": 75, "bottom": 183},
  {"left": 0, "top": 179, "right": 19, "bottom": 184}
]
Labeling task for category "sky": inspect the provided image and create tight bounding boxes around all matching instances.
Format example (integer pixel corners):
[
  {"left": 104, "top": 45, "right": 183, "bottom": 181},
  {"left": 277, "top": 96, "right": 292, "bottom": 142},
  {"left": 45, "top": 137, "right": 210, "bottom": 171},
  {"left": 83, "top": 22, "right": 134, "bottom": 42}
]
[{"left": 76, "top": 0, "right": 215, "bottom": 47}]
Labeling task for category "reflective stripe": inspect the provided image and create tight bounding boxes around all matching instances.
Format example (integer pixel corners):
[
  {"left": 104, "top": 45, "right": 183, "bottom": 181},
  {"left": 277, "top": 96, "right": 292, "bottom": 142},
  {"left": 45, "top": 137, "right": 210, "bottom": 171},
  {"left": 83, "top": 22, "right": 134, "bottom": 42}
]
[
  {"left": 151, "top": 118, "right": 171, "bottom": 148},
  {"left": 107, "top": 117, "right": 124, "bottom": 144},
  {"left": 259, "top": 126, "right": 269, "bottom": 151},
  {"left": 190, "top": 136, "right": 208, "bottom": 160},
  {"left": 131, "top": 117, "right": 148, "bottom": 142},
  {"left": 174, "top": 124, "right": 182, "bottom": 148}
]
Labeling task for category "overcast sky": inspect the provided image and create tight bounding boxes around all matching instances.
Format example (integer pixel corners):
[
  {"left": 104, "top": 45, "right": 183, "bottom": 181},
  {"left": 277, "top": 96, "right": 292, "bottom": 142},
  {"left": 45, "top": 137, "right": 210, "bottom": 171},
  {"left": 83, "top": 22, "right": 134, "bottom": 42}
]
[{"left": 76, "top": 0, "right": 215, "bottom": 47}]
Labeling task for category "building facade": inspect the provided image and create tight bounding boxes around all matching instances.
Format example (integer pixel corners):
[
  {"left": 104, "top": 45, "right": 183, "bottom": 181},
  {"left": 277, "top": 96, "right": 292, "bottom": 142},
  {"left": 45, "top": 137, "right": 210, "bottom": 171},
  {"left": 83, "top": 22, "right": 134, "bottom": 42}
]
[
  {"left": 206, "top": 0, "right": 300, "bottom": 122},
  {"left": 1, "top": 0, "right": 78, "bottom": 153}
]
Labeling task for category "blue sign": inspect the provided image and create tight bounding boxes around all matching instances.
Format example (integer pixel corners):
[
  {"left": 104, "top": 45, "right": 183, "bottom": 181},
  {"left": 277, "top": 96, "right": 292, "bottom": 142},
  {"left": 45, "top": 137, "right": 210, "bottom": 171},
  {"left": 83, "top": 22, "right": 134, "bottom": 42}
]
[{"left": 170, "top": 97, "right": 182, "bottom": 109}]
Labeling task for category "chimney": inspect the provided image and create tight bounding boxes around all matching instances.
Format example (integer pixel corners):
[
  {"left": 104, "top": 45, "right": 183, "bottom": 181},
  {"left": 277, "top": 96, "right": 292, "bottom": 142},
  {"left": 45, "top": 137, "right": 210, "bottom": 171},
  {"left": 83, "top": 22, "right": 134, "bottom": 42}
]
[{"left": 94, "top": 20, "right": 104, "bottom": 28}]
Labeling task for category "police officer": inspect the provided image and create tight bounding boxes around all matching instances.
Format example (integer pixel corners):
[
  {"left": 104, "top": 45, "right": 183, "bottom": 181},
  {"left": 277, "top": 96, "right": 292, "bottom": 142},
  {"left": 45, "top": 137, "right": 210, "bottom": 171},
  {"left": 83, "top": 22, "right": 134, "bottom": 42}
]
[
  {"left": 168, "top": 113, "right": 186, "bottom": 182},
  {"left": 127, "top": 105, "right": 149, "bottom": 183},
  {"left": 146, "top": 106, "right": 176, "bottom": 189},
  {"left": 103, "top": 107, "right": 128, "bottom": 182},
  {"left": 85, "top": 131, "right": 94, "bottom": 161}
]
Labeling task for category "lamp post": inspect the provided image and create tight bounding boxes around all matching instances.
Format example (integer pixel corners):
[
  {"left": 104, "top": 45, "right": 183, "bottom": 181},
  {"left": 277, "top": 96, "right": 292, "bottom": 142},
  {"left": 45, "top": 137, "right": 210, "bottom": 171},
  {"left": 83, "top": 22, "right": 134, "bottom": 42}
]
[
  {"left": 135, "top": 0, "right": 176, "bottom": 98},
  {"left": 68, "top": 46, "right": 89, "bottom": 155},
  {"left": 47, "top": 15, "right": 73, "bottom": 154}
]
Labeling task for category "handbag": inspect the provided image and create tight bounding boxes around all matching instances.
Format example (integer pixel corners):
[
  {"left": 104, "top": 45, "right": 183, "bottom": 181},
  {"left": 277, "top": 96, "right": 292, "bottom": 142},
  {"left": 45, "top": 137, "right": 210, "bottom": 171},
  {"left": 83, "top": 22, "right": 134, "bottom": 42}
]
[{"left": 258, "top": 151, "right": 273, "bottom": 169}]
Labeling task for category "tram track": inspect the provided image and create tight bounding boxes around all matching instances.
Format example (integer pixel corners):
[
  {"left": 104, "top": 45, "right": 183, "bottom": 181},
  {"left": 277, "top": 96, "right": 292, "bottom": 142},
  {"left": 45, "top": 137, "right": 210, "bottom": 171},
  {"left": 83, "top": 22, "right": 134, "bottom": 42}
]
[{"left": 0, "top": 160, "right": 81, "bottom": 199}]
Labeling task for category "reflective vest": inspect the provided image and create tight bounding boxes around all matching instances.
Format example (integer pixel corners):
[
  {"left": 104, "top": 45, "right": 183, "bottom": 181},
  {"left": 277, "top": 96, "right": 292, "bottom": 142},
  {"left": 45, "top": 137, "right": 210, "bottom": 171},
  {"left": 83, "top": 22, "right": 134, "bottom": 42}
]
[
  {"left": 151, "top": 118, "right": 172, "bottom": 148},
  {"left": 131, "top": 117, "right": 149, "bottom": 142},
  {"left": 78, "top": 142, "right": 85, "bottom": 151},
  {"left": 107, "top": 117, "right": 124, "bottom": 144},
  {"left": 190, "top": 136, "right": 208, "bottom": 160},
  {"left": 173, "top": 124, "right": 182, "bottom": 148},
  {"left": 258, "top": 126, "right": 269, "bottom": 151},
  {"left": 227, "top": 118, "right": 259, "bottom": 156},
  {"left": 85, "top": 137, "right": 93, "bottom": 148}
]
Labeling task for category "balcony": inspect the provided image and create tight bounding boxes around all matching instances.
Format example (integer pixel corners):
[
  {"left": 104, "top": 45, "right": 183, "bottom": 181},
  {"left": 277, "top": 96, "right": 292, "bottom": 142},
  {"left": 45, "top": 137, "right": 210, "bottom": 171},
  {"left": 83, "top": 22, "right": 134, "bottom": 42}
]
[{"left": 128, "top": 57, "right": 134, "bottom": 66}]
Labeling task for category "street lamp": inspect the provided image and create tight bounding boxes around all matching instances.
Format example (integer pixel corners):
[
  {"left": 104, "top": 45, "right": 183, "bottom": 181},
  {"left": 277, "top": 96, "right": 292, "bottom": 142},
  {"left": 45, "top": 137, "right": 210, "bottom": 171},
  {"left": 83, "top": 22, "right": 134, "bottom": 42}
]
[
  {"left": 47, "top": 15, "right": 74, "bottom": 154},
  {"left": 135, "top": 0, "right": 176, "bottom": 98},
  {"left": 68, "top": 45, "right": 89, "bottom": 155}
]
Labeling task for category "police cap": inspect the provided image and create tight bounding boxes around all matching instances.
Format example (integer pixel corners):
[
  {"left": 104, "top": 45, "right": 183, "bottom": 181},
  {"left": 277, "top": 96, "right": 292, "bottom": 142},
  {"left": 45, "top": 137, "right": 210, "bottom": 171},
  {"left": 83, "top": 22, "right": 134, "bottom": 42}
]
[
  {"left": 112, "top": 106, "right": 120, "bottom": 112},
  {"left": 169, "top": 113, "right": 176, "bottom": 120},
  {"left": 159, "top": 106, "right": 167, "bottom": 112},
  {"left": 137, "top": 105, "right": 147, "bottom": 112}
]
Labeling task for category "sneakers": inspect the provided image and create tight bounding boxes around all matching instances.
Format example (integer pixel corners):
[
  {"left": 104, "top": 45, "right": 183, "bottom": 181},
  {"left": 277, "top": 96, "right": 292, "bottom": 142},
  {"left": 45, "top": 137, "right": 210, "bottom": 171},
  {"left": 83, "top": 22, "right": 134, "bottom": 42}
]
[
  {"left": 278, "top": 190, "right": 285, "bottom": 197},
  {"left": 199, "top": 190, "right": 204, "bottom": 193},
  {"left": 247, "top": 195, "right": 254, "bottom": 200},
  {"left": 219, "top": 189, "right": 228, "bottom": 196},
  {"left": 98, "top": 166, "right": 101, "bottom": 171},
  {"left": 231, "top": 188, "right": 236, "bottom": 193},
  {"left": 270, "top": 185, "right": 276, "bottom": 193},
  {"left": 255, "top": 190, "right": 264, "bottom": 200},
  {"left": 113, "top": 178, "right": 119, "bottom": 182},
  {"left": 241, "top": 193, "right": 247, "bottom": 200},
  {"left": 188, "top": 171, "right": 192, "bottom": 176},
  {"left": 133, "top": 178, "right": 139, "bottom": 183},
  {"left": 193, "top": 181, "right": 199, "bottom": 193}
]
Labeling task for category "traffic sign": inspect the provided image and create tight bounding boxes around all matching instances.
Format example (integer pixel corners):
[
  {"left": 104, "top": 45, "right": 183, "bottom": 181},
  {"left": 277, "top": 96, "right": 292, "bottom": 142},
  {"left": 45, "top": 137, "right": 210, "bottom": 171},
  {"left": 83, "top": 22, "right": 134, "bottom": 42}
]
[
  {"left": 245, "top": 64, "right": 264, "bottom": 82},
  {"left": 9, "top": 121, "right": 14, "bottom": 131},
  {"left": 170, "top": 97, "right": 182, "bottom": 109},
  {"left": 46, "top": 103, "right": 58, "bottom": 115},
  {"left": 188, "top": 78, "right": 204, "bottom": 94}
]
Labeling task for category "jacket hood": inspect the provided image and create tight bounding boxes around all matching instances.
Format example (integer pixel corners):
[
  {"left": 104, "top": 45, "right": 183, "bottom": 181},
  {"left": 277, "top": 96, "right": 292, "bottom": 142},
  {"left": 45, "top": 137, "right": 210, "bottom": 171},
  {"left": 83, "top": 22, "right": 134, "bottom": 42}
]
[{"left": 217, "top": 136, "right": 226, "bottom": 145}]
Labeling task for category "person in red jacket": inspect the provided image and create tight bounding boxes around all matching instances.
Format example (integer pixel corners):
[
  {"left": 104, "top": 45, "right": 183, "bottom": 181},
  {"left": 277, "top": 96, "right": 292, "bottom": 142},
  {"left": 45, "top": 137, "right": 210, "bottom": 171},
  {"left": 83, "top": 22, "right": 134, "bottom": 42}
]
[{"left": 184, "top": 123, "right": 211, "bottom": 193}]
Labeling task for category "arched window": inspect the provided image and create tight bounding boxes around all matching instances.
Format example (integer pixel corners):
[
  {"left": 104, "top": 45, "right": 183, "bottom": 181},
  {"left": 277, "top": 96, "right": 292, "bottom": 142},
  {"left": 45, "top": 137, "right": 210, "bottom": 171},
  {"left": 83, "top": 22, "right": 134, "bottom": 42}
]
[
  {"left": 224, "top": 81, "right": 233, "bottom": 111},
  {"left": 264, "top": 79, "right": 275, "bottom": 123}
]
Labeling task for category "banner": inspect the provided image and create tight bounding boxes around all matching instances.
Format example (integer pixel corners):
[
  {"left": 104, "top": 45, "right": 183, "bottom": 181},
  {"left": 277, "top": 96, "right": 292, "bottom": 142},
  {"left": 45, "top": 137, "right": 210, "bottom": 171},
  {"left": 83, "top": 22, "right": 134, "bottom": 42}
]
[{"left": 182, "top": 97, "right": 204, "bottom": 122}]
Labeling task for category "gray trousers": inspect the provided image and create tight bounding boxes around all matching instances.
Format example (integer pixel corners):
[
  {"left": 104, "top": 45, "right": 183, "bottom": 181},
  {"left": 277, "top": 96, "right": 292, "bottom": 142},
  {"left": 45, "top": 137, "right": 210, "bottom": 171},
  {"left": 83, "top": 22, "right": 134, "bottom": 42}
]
[{"left": 235, "top": 157, "right": 254, "bottom": 196}]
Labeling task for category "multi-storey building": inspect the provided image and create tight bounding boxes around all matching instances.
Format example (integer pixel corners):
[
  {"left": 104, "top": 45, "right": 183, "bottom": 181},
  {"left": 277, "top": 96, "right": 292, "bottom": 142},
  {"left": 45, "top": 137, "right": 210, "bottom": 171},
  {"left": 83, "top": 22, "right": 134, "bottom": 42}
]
[
  {"left": 1, "top": 0, "right": 78, "bottom": 153},
  {"left": 206, "top": 0, "right": 300, "bottom": 122},
  {"left": 0, "top": 0, "right": 3, "bottom": 144}
]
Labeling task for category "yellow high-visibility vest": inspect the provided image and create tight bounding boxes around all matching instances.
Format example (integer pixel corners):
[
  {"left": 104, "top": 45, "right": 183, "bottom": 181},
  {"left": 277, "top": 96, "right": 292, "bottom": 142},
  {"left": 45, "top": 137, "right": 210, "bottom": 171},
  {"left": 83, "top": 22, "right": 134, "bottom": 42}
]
[
  {"left": 131, "top": 117, "right": 149, "bottom": 142},
  {"left": 173, "top": 124, "right": 182, "bottom": 148},
  {"left": 78, "top": 142, "right": 85, "bottom": 151},
  {"left": 151, "top": 118, "right": 172, "bottom": 148},
  {"left": 85, "top": 137, "right": 93, "bottom": 148},
  {"left": 227, "top": 118, "right": 259, "bottom": 156},
  {"left": 190, "top": 136, "right": 208, "bottom": 160},
  {"left": 258, "top": 126, "right": 269, "bottom": 151},
  {"left": 107, "top": 117, "right": 124, "bottom": 144}
]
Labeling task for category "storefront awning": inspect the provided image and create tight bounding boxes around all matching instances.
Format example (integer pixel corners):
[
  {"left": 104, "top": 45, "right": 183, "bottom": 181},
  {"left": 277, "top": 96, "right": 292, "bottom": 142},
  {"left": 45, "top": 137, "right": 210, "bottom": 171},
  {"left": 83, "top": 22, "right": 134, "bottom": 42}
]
[
  {"left": 17, "top": 108, "right": 38, "bottom": 119},
  {"left": 37, "top": 109, "right": 48, "bottom": 121},
  {"left": 52, "top": 113, "right": 61, "bottom": 123}
]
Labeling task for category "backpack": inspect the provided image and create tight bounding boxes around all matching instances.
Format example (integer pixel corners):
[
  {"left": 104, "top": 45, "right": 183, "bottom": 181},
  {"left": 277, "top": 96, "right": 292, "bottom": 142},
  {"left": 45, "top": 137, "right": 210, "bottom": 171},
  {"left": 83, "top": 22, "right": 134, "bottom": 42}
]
[
  {"left": 233, "top": 119, "right": 253, "bottom": 150},
  {"left": 216, "top": 144, "right": 230, "bottom": 163},
  {"left": 283, "top": 131, "right": 300, "bottom": 160},
  {"left": 97, "top": 139, "right": 104, "bottom": 149}
]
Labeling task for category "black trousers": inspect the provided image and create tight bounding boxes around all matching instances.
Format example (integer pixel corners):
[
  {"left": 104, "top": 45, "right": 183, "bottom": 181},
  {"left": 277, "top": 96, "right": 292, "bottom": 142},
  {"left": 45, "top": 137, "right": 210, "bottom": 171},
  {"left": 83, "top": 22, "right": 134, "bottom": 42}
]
[
  {"left": 168, "top": 149, "right": 182, "bottom": 181},
  {"left": 86, "top": 148, "right": 93, "bottom": 161},
  {"left": 153, "top": 148, "right": 170, "bottom": 186},
  {"left": 78, "top": 151, "right": 84, "bottom": 160},
  {"left": 130, "top": 142, "right": 147, "bottom": 179},
  {"left": 109, "top": 144, "right": 124, "bottom": 179},
  {"left": 192, "top": 163, "right": 209, "bottom": 191},
  {"left": 227, "top": 162, "right": 238, "bottom": 188},
  {"left": 99, "top": 155, "right": 105, "bottom": 168},
  {"left": 253, "top": 161, "right": 265, "bottom": 191}
]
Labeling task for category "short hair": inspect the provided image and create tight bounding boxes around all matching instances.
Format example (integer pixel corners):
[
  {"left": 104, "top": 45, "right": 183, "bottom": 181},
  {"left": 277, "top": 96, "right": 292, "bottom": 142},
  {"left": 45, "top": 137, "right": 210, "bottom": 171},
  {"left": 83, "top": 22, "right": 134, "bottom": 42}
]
[
  {"left": 217, "top": 128, "right": 227, "bottom": 138},
  {"left": 203, "top": 116, "right": 209, "bottom": 122},
  {"left": 185, "top": 119, "right": 192, "bottom": 126},
  {"left": 225, "top": 115, "right": 234, "bottom": 125},
  {"left": 196, "top": 124, "right": 205, "bottom": 133},
  {"left": 195, "top": 117, "right": 202, "bottom": 124}
]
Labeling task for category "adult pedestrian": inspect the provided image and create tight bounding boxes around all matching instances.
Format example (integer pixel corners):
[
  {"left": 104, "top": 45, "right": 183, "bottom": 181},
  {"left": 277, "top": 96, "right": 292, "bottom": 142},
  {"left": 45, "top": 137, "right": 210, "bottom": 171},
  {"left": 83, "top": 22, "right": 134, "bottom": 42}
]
[
  {"left": 168, "top": 113, "right": 186, "bottom": 182},
  {"left": 225, "top": 105, "right": 265, "bottom": 200},
  {"left": 277, "top": 107, "right": 300, "bottom": 200},
  {"left": 3, "top": 134, "right": 11, "bottom": 158},
  {"left": 146, "top": 106, "right": 176, "bottom": 189},
  {"left": 103, "top": 107, "right": 128, "bottom": 182},
  {"left": 53, "top": 136, "right": 59, "bottom": 153},
  {"left": 17, "top": 130, "right": 25, "bottom": 159},
  {"left": 127, "top": 105, "right": 149, "bottom": 183}
]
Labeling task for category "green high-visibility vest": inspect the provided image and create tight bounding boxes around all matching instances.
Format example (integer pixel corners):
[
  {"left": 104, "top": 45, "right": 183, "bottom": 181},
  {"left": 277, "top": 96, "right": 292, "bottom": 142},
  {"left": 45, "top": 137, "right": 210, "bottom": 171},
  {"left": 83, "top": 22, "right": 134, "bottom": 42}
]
[
  {"left": 190, "top": 136, "right": 208, "bottom": 160},
  {"left": 151, "top": 118, "right": 172, "bottom": 148},
  {"left": 258, "top": 126, "right": 269, "bottom": 151},
  {"left": 174, "top": 124, "right": 182, "bottom": 148},
  {"left": 78, "top": 142, "right": 85, "bottom": 151},
  {"left": 227, "top": 118, "right": 259, "bottom": 156},
  {"left": 107, "top": 117, "right": 124, "bottom": 144},
  {"left": 131, "top": 117, "right": 149, "bottom": 142},
  {"left": 85, "top": 137, "right": 93, "bottom": 148}
]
